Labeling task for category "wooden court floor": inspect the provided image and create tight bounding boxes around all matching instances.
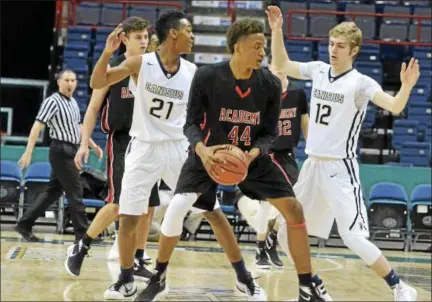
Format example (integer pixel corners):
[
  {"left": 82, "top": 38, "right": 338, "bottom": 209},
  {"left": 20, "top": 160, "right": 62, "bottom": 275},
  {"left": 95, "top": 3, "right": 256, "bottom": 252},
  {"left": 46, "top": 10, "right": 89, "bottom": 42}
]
[{"left": 1, "top": 228, "right": 431, "bottom": 301}]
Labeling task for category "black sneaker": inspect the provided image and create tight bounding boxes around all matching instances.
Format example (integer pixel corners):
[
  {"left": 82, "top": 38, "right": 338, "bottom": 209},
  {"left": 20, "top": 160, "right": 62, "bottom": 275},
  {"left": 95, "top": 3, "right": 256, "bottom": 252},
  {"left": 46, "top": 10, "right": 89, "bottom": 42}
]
[
  {"left": 134, "top": 273, "right": 169, "bottom": 301},
  {"left": 265, "top": 234, "right": 284, "bottom": 267},
  {"left": 13, "top": 224, "right": 39, "bottom": 242},
  {"left": 133, "top": 258, "right": 153, "bottom": 281},
  {"left": 104, "top": 278, "right": 137, "bottom": 300},
  {"left": 255, "top": 248, "right": 271, "bottom": 269},
  {"left": 64, "top": 240, "right": 89, "bottom": 276},
  {"left": 299, "top": 284, "right": 326, "bottom": 302}
]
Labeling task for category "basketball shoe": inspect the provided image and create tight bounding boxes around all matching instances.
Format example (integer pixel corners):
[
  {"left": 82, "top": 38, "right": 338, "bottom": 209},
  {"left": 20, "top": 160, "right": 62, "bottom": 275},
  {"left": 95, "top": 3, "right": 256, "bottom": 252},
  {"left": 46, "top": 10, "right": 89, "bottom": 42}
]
[
  {"left": 133, "top": 258, "right": 153, "bottom": 281},
  {"left": 393, "top": 280, "right": 417, "bottom": 301},
  {"left": 64, "top": 240, "right": 89, "bottom": 276},
  {"left": 236, "top": 272, "right": 268, "bottom": 301},
  {"left": 104, "top": 279, "right": 137, "bottom": 300},
  {"left": 134, "top": 271, "right": 169, "bottom": 301},
  {"left": 265, "top": 231, "right": 284, "bottom": 267},
  {"left": 255, "top": 246, "right": 271, "bottom": 269}
]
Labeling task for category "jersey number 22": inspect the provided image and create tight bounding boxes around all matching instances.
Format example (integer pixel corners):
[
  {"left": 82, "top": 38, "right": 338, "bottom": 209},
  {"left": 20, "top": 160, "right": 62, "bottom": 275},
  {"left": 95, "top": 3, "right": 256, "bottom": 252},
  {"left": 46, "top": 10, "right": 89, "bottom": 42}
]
[{"left": 150, "top": 98, "right": 174, "bottom": 119}]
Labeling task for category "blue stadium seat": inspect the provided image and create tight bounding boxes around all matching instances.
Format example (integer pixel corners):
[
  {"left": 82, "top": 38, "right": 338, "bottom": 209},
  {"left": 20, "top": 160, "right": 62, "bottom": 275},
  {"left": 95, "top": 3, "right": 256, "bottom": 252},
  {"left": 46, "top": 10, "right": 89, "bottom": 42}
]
[
  {"left": 356, "top": 44, "right": 380, "bottom": 62},
  {"left": 411, "top": 83, "right": 431, "bottom": 98},
  {"left": 392, "top": 120, "right": 419, "bottom": 149},
  {"left": 63, "top": 44, "right": 90, "bottom": 60},
  {"left": 0, "top": 160, "right": 22, "bottom": 211},
  {"left": 368, "top": 182, "right": 409, "bottom": 230},
  {"left": 285, "top": 41, "right": 314, "bottom": 55},
  {"left": 296, "top": 141, "right": 307, "bottom": 161},
  {"left": 75, "top": 2, "right": 101, "bottom": 25},
  {"left": 95, "top": 28, "right": 113, "bottom": 44},
  {"left": 413, "top": 6, "right": 432, "bottom": 25},
  {"left": 409, "top": 184, "right": 432, "bottom": 244},
  {"left": 67, "top": 27, "right": 92, "bottom": 44},
  {"left": 379, "top": 23, "right": 408, "bottom": 41},
  {"left": 356, "top": 61, "right": 382, "bottom": 84},
  {"left": 408, "top": 24, "right": 432, "bottom": 43},
  {"left": 128, "top": 6, "right": 157, "bottom": 27},
  {"left": 317, "top": 41, "right": 329, "bottom": 63},
  {"left": 64, "top": 198, "right": 105, "bottom": 209},
  {"left": 408, "top": 102, "right": 432, "bottom": 127},
  {"left": 362, "top": 104, "right": 376, "bottom": 129},
  {"left": 100, "top": 4, "right": 124, "bottom": 27},
  {"left": 382, "top": 5, "right": 411, "bottom": 25},
  {"left": 400, "top": 142, "right": 431, "bottom": 167}
]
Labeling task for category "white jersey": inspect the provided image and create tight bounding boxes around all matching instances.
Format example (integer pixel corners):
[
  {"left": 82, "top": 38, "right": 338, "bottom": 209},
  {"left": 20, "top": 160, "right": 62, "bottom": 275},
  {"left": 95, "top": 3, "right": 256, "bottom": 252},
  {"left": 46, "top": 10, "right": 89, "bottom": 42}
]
[
  {"left": 129, "top": 52, "right": 197, "bottom": 142},
  {"left": 299, "top": 61, "right": 383, "bottom": 159}
]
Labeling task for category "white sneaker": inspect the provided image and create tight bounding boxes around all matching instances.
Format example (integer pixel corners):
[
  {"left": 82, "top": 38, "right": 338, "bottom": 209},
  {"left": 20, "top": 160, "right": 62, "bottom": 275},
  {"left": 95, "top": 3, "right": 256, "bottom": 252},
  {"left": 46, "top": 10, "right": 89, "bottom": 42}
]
[
  {"left": 393, "top": 280, "right": 417, "bottom": 301},
  {"left": 143, "top": 250, "right": 152, "bottom": 264},
  {"left": 236, "top": 278, "right": 267, "bottom": 301},
  {"left": 107, "top": 235, "right": 119, "bottom": 261},
  {"left": 103, "top": 280, "right": 137, "bottom": 300}
]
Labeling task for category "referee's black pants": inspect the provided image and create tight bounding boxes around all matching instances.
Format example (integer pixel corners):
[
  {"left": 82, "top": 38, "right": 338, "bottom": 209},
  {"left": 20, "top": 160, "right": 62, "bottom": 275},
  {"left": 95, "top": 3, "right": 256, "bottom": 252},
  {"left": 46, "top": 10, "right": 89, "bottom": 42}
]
[{"left": 18, "top": 139, "right": 89, "bottom": 241}]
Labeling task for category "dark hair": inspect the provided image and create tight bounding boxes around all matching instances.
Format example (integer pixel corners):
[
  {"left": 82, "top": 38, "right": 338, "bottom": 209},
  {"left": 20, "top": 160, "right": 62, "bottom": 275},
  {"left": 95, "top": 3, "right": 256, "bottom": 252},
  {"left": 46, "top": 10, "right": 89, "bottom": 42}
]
[
  {"left": 156, "top": 10, "right": 187, "bottom": 44},
  {"left": 226, "top": 19, "right": 264, "bottom": 54},
  {"left": 122, "top": 16, "right": 149, "bottom": 37},
  {"left": 57, "top": 69, "right": 76, "bottom": 79}
]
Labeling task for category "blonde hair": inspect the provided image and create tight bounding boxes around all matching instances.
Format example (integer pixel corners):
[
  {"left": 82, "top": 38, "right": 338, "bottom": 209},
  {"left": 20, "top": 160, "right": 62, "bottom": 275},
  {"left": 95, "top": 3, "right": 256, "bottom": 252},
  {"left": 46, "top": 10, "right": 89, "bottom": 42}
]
[{"left": 329, "top": 21, "right": 362, "bottom": 58}]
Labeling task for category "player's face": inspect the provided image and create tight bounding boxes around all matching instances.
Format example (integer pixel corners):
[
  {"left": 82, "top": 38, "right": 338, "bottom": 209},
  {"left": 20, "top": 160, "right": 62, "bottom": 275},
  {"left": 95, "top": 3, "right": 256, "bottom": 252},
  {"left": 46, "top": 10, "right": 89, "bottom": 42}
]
[
  {"left": 237, "top": 33, "right": 266, "bottom": 69},
  {"left": 124, "top": 29, "right": 149, "bottom": 55},
  {"left": 328, "top": 36, "right": 357, "bottom": 67},
  {"left": 175, "top": 19, "right": 194, "bottom": 54},
  {"left": 57, "top": 72, "right": 77, "bottom": 97}
]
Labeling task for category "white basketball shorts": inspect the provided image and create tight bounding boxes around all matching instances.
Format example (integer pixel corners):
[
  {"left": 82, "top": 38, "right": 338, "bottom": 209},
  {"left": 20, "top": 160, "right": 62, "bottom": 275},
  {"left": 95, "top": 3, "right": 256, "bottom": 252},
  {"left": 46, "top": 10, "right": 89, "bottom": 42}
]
[
  {"left": 119, "top": 138, "right": 189, "bottom": 216},
  {"left": 294, "top": 156, "right": 369, "bottom": 239}
]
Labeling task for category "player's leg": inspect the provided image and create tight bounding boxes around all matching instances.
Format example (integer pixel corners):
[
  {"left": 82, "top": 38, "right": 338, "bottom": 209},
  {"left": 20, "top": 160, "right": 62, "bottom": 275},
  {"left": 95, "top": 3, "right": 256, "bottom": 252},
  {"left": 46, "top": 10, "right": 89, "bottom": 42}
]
[
  {"left": 103, "top": 140, "right": 162, "bottom": 300},
  {"left": 240, "top": 155, "right": 331, "bottom": 301},
  {"left": 135, "top": 151, "right": 212, "bottom": 302},
  {"left": 202, "top": 198, "right": 267, "bottom": 301},
  {"left": 133, "top": 183, "right": 160, "bottom": 281},
  {"left": 320, "top": 159, "right": 417, "bottom": 301}
]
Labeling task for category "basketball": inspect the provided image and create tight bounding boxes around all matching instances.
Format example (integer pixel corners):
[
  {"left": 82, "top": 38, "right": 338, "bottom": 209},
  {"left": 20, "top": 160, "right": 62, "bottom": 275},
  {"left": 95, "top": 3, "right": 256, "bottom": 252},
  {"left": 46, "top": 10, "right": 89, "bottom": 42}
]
[{"left": 210, "top": 145, "right": 249, "bottom": 185}]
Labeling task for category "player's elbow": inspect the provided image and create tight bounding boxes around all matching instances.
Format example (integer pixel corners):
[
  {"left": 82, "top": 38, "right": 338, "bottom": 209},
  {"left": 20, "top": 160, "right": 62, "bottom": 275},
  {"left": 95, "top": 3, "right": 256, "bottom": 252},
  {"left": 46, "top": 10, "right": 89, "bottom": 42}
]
[
  {"left": 389, "top": 102, "right": 405, "bottom": 115},
  {"left": 90, "top": 77, "right": 105, "bottom": 90}
]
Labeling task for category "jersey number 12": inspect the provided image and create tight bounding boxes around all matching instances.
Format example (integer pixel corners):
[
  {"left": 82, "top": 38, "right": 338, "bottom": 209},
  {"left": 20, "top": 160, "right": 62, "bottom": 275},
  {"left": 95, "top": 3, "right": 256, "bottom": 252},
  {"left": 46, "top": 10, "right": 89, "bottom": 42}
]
[
  {"left": 315, "top": 103, "right": 331, "bottom": 125},
  {"left": 150, "top": 98, "right": 174, "bottom": 119}
]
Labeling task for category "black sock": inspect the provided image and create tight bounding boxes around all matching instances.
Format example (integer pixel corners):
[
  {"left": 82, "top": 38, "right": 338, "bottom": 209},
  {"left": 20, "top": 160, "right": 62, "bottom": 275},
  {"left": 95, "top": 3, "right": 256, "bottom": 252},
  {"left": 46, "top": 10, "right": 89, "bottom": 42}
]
[
  {"left": 81, "top": 233, "right": 92, "bottom": 248},
  {"left": 155, "top": 260, "right": 168, "bottom": 278},
  {"left": 135, "top": 249, "right": 144, "bottom": 259},
  {"left": 269, "top": 229, "right": 278, "bottom": 240},
  {"left": 312, "top": 274, "right": 322, "bottom": 285},
  {"left": 298, "top": 273, "right": 313, "bottom": 286},
  {"left": 231, "top": 258, "right": 249, "bottom": 283},
  {"left": 120, "top": 266, "right": 134, "bottom": 282},
  {"left": 115, "top": 221, "right": 119, "bottom": 231},
  {"left": 384, "top": 269, "right": 400, "bottom": 288},
  {"left": 257, "top": 240, "right": 265, "bottom": 250}
]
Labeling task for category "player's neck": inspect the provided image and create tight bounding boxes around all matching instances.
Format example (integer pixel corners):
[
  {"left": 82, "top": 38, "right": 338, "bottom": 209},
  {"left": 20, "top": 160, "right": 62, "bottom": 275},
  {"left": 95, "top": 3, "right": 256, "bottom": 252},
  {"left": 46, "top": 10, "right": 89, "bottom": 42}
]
[
  {"left": 331, "top": 63, "right": 353, "bottom": 76},
  {"left": 229, "top": 58, "right": 253, "bottom": 79},
  {"left": 157, "top": 45, "right": 180, "bottom": 69}
]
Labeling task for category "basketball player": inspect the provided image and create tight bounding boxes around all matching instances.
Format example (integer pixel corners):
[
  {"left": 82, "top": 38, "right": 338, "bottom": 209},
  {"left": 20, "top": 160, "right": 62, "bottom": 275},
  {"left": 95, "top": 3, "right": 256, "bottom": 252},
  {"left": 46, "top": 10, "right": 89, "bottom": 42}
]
[
  {"left": 147, "top": 33, "right": 159, "bottom": 52},
  {"left": 235, "top": 62, "right": 310, "bottom": 270},
  {"left": 137, "top": 19, "right": 330, "bottom": 302},
  {"left": 65, "top": 17, "right": 156, "bottom": 282},
  {"left": 267, "top": 5, "right": 419, "bottom": 301},
  {"left": 89, "top": 11, "right": 199, "bottom": 299}
]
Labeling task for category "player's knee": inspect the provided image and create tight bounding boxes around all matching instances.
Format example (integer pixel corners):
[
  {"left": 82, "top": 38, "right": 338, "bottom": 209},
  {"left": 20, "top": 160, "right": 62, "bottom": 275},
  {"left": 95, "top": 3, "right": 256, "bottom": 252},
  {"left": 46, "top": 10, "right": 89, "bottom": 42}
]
[
  {"left": 279, "top": 197, "right": 305, "bottom": 225},
  {"left": 106, "top": 202, "right": 119, "bottom": 216},
  {"left": 341, "top": 234, "right": 381, "bottom": 265},
  {"left": 119, "top": 214, "right": 140, "bottom": 233},
  {"left": 202, "top": 208, "right": 223, "bottom": 223},
  {"left": 161, "top": 193, "right": 198, "bottom": 237}
]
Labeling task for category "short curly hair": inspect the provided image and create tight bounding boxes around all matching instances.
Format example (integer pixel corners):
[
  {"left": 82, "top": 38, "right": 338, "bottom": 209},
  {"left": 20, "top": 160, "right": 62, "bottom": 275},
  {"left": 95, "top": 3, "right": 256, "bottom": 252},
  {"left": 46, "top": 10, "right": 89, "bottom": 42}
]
[{"left": 226, "top": 19, "right": 264, "bottom": 54}]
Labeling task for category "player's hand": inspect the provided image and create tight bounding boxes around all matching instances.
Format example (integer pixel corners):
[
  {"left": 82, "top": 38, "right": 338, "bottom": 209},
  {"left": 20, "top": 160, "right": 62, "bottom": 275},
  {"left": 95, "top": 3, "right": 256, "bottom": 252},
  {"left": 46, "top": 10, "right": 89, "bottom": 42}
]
[
  {"left": 18, "top": 152, "right": 32, "bottom": 170},
  {"left": 74, "top": 145, "right": 90, "bottom": 170},
  {"left": 196, "top": 143, "right": 226, "bottom": 179},
  {"left": 105, "top": 24, "right": 125, "bottom": 54},
  {"left": 92, "top": 145, "right": 104, "bottom": 160},
  {"left": 245, "top": 148, "right": 260, "bottom": 165},
  {"left": 400, "top": 57, "right": 420, "bottom": 89},
  {"left": 266, "top": 6, "right": 283, "bottom": 31}
]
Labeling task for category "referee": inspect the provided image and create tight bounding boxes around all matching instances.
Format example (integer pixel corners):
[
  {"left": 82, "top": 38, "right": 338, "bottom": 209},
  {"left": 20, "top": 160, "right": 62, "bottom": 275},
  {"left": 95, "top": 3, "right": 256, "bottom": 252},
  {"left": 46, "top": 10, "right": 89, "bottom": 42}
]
[{"left": 13, "top": 69, "right": 103, "bottom": 242}]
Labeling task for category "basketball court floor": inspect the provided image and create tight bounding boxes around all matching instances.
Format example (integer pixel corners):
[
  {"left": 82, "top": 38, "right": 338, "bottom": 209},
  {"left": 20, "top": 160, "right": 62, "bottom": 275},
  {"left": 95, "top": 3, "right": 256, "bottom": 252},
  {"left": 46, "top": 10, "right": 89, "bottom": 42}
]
[{"left": 1, "top": 226, "right": 431, "bottom": 301}]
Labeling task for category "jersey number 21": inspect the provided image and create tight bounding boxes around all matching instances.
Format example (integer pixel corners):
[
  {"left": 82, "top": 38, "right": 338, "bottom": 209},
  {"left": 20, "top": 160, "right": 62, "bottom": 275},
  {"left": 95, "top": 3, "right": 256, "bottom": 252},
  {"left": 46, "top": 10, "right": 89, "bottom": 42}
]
[{"left": 150, "top": 98, "right": 174, "bottom": 119}]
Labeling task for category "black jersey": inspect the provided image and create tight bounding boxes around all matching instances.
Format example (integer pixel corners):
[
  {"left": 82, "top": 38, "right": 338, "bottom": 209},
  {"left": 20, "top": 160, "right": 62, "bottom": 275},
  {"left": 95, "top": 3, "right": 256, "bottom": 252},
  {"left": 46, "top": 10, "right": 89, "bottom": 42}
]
[
  {"left": 184, "top": 61, "right": 282, "bottom": 155},
  {"left": 100, "top": 54, "right": 134, "bottom": 134},
  {"left": 271, "top": 85, "right": 308, "bottom": 153}
]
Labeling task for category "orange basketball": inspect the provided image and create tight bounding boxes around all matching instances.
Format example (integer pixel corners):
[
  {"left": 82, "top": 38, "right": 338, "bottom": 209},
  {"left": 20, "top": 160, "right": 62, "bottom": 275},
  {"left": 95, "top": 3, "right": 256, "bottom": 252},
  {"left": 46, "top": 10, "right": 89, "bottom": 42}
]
[{"left": 211, "top": 145, "right": 248, "bottom": 185}]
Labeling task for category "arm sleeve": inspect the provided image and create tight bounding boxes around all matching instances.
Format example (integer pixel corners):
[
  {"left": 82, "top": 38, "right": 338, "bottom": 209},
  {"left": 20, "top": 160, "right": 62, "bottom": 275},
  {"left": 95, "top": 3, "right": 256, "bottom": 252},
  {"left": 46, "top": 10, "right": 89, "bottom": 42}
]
[
  {"left": 252, "top": 77, "right": 282, "bottom": 155},
  {"left": 183, "top": 68, "right": 207, "bottom": 149},
  {"left": 36, "top": 97, "right": 58, "bottom": 124},
  {"left": 298, "top": 61, "right": 326, "bottom": 80}
]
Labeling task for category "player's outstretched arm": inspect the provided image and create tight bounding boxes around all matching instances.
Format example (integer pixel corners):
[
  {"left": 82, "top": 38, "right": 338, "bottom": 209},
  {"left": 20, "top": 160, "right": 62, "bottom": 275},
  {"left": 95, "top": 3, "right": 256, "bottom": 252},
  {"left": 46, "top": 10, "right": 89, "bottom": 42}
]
[
  {"left": 371, "top": 58, "right": 420, "bottom": 114},
  {"left": 266, "top": 6, "right": 304, "bottom": 79},
  {"left": 90, "top": 24, "right": 141, "bottom": 89}
]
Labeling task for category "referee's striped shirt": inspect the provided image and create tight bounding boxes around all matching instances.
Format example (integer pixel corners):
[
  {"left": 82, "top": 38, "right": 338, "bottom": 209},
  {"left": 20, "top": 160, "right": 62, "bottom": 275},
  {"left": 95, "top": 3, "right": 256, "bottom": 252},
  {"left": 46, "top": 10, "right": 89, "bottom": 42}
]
[{"left": 36, "top": 92, "right": 81, "bottom": 144}]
